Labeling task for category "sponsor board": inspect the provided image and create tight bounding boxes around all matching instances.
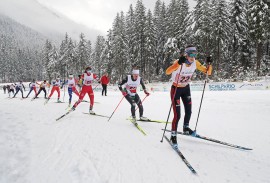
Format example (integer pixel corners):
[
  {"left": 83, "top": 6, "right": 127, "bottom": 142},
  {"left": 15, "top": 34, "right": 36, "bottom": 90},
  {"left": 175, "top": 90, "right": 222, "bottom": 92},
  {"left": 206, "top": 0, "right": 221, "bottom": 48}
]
[{"left": 209, "top": 83, "right": 236, "bottom": 91}]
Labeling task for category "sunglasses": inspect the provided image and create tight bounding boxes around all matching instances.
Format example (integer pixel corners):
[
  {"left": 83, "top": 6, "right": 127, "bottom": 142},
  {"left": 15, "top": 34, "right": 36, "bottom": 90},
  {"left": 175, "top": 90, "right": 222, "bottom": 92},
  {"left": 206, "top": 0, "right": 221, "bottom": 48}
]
[{"left": 187, "top": 52, "right": 197, "bottom": 58}]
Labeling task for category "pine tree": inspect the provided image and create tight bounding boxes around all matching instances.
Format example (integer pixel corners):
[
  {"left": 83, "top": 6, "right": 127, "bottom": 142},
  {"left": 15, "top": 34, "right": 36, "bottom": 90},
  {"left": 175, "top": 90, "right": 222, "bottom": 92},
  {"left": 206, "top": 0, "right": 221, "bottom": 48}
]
[
  {"left": 43, "top": 40, "right": 58, "bottom": 81},
  {"left": 144, "top": 9, "right": 156, "bottom": 82},
  {"left": 93, "top": 35, "right": 106, "bottom": 78},
  {"left": 111, "top": 12, "right": 127, "bottom": 80},
  {"left": 248, "top": 0, "right": 269, "bottom": 76},
  {"left": 76, "top": 33, "right": 89, "bottom": 74},
  {"left": 230, "top": 0, "right": 250, "bottom": 80},
  {"left": 211, "top": 0, "right": 232, "bottom": 79},
  {"left": 134, "top": 0, "right": 146, "bottom": 73},
  {"left": 153, "top": 0, "right": 166, "bottom": 76}
]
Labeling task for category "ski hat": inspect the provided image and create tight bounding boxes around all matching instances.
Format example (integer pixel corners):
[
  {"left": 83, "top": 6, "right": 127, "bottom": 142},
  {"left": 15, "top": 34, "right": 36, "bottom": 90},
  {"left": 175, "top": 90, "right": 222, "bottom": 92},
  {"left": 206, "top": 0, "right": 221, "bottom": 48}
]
[
  {"left": 185, "top": 46, "right": 197, "bottom": 54},
  {"left": 69, "top": 74, "right": 73, "bottom": 78},
  {"left": 132, "top": 69, "right": 139, "bottom": 75}
]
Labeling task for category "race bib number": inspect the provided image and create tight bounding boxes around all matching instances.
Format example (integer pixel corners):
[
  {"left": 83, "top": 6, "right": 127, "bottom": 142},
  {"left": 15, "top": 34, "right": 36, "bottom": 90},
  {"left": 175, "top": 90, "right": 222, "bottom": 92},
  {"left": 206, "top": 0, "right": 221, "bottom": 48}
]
[{"left": 175, "top": 74, "right": 191, "bottom": 83}]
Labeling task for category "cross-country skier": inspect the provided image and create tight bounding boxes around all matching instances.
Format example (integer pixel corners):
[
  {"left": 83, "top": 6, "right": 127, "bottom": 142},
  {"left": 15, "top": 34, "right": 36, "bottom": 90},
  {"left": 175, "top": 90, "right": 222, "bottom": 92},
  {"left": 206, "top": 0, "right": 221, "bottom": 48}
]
[
  {"left": 13, "top": 81, "right": 25, "bottom": 98},
  {"left": 26, "top": 79, "right": 37, "bottom": 98},
  {"left": 70, "top": 66, "right": 98, "bottom": 114},
  {"left": 166, "top": 45, "right": 212, "bottom": 147},
  {"left": 33, "top": 80, "right": 49, "bottom": 99},
  {"left": 62, "top": 74, "right": 80, "bottom": 107},
  {"left": 46, "top": 77, "right": 62, "bottom": 103},
  {"left": 118, "top": 68, "right": 150, "bottom": 122}
]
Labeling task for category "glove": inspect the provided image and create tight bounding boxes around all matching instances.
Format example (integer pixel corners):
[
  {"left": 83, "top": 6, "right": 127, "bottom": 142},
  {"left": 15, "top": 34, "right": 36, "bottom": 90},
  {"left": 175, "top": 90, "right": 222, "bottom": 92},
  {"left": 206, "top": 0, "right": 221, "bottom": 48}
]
[
  {"left": 98, "top": 81, "right": 101, "bottom": 84},
  {"left": 178, "top": 56, "right": 186, "bottom": 65},
  {"left": 206, "top": 56, "right": 212, "bottom": 64},
  {"left": 122, "top": 91, "right": 127, "bottom": 96},
  {"left": 144, "top": 90, "right": 150, "bottom": 96}
]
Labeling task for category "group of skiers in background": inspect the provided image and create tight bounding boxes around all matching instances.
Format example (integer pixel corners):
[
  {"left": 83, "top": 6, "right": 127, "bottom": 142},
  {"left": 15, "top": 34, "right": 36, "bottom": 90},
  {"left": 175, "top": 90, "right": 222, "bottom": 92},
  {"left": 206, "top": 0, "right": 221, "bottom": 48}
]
[{"left": 1, "top": 45, "right": 213, "bottom": 148}]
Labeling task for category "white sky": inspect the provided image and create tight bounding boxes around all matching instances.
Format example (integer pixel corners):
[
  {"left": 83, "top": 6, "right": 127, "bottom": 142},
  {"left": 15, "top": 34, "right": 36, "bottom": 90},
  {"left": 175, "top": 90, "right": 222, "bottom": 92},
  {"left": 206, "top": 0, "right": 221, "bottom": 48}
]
[{"left": 37, "top": 0, "right": 196, "bottom": 34}]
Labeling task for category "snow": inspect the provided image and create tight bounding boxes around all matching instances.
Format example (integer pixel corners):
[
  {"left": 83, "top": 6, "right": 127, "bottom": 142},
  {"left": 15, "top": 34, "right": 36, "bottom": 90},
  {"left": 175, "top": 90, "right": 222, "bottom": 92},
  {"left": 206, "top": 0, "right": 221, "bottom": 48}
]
[{"left": 1, "top": 89, "right": 270, "bottom": 183}]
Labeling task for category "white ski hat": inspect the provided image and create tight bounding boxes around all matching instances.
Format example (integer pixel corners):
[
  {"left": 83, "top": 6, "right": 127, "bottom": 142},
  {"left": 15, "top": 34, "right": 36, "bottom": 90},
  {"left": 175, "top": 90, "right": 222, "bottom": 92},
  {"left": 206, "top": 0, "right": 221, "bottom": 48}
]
[{"left": 132, "top": 70, "right": 139, "bottom": 75}]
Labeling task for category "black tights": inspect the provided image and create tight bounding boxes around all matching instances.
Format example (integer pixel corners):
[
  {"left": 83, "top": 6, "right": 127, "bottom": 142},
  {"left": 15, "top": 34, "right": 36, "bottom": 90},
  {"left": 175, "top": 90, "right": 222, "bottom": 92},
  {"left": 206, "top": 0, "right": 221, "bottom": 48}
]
[{"left": 171, "top": 85, "right": 192, "bottom": 131}]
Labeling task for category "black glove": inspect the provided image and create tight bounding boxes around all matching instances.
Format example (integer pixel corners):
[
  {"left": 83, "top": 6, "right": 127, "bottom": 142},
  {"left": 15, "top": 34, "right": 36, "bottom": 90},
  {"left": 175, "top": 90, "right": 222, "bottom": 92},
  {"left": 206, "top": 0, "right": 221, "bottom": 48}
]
[
  {"left": 206, "top": 56, "right": 212, "bottom": 64},
  {"left": 178, "top": 56, "right": 186, "bottom": 65}
]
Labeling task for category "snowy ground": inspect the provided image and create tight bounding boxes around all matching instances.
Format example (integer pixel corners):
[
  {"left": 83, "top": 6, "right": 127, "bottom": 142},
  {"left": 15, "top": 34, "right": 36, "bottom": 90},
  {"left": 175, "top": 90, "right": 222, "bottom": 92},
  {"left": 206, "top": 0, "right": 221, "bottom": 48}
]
[{"left": 0, "top": 89, "right": 270, "bottom": 183}]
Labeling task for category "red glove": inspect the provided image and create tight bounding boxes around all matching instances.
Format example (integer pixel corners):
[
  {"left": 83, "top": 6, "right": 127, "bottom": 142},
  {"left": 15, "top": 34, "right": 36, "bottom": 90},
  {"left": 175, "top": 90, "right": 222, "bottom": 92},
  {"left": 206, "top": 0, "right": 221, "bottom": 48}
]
[
  {"left": 122, "top": 91, "right": 127, "bottom": 96},
  {"left": 144, "top": 90, "right": 150, "bottom": 96}
]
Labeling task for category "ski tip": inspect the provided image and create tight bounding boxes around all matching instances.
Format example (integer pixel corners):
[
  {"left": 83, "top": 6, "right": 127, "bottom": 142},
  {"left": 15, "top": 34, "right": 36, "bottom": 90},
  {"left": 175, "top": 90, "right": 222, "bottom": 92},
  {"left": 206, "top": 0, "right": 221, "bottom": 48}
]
[{"left": 241, "top": 147, "right": 253, "bottom": 151}]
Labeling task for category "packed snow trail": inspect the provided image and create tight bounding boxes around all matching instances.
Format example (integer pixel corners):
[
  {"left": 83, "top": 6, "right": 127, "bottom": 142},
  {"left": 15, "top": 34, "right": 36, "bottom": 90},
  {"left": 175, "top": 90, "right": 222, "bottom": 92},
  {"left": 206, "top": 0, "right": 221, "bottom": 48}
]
[{"left": 1, "top": 90, "right": 270, "bottom": 183}]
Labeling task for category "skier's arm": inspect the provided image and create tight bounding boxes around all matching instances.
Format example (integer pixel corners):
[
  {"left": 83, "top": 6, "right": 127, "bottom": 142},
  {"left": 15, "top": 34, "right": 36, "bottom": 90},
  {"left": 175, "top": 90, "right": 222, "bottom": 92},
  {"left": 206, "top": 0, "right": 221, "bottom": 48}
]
[
  {"left": 118, "top": 76, "right": 128, "bottom": 91},
  {"left": 61, "top": 80, "right": 67, "bottom": 88},
  {"left": 196, "top": 60, "right": 212, "bottom": 75},
  {"left": 140, "top": 78, "right": 150, "bottom": 96},
  {"left": 140, "top": 78, "right": 146, "bottom": 90},
  {"left": 166, "top": 60, "right": 180, "bottom": 75}
]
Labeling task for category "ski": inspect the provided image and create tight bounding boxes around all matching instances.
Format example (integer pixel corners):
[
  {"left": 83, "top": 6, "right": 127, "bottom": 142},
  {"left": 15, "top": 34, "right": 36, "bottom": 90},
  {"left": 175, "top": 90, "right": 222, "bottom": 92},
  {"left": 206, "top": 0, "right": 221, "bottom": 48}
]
[
  {"left": 56, "top": 109, "right": 74, "bottom": 121},
  {"left": 54, "top": 101, "right": 65, "bottom": 103},
  {"left": 128, "top": 118, "right": 147, "bottom": 136},
  {"left": 163, "top": 129, "right": 252, "bottom": 150},
  {"left": 164, "top": 135, "right": 197, "bottom": 174},
  {"left": 126, "top": 117, "right": 170, "bottom": 124},
  {"left": 82, "top": 112, "right": 110, "bottom": 118},
  {"left": 44, "top": 99, "right": 49, "bottom": 105}
]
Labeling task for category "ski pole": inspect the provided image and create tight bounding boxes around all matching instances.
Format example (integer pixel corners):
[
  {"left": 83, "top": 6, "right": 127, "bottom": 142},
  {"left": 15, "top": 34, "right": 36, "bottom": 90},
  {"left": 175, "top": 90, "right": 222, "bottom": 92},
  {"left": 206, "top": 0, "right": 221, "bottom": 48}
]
[
  {"left": 108, "top": 96, "right": 125, "bottom": 122},
  {"left": 194, "top": 63, "right": 210, "bottom": 132},
  {"left": 135, "top": 95, "right": 148, "bottom": 111},
  {"left": 93, "top": 83, "right": 99, "bottom": 91}
]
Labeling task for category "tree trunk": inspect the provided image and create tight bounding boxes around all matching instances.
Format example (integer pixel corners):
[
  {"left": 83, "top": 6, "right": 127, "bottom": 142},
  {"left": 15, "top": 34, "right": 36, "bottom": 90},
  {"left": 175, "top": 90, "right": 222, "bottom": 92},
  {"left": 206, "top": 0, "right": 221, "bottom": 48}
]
[{"left": 256, "top": 41, "right": 263, "bottom": 76}]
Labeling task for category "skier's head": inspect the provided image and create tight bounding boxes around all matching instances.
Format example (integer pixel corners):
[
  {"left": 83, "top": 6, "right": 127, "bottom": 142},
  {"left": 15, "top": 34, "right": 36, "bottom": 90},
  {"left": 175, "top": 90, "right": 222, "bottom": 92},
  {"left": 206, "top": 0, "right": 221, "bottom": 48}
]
[
  {"left": 44, "top": 80, "right": 46, "bottom": 83},
  {"left": 132, "top": 69, "right": 139, "bottom": 79},
  {"left": 85, "top": 66, "right": 92, "bottom": 74},
  {"left": 69, "top": 74, "right": 73, "bottom": 79},
  {"left": 56, "top": 77, "right": 60, "bottom": 81},
  {"left": 185, "top": 45, "right": 197, "bottom": 63},
  {"left": 32, "top": 79, "right": 35, "bottom": 82}
]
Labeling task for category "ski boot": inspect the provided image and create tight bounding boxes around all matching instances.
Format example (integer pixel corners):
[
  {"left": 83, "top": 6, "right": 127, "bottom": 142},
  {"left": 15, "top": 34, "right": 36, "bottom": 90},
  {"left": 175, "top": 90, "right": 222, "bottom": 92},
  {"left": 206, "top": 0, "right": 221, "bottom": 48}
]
[
  {"left": 140, "top": 116, "right": 149, "bottom": 121},
  {"left": 183, "top": 126, "right": 194, "bottom": 135},
  {"left": 170, "top": 131, "right": 178, "bottom": 149},
  {"left": 89, "top": 106, "right": 95, "bottom": 115},
  {"left": 130, "top": 116, "right": 137, "bottom": 123}
]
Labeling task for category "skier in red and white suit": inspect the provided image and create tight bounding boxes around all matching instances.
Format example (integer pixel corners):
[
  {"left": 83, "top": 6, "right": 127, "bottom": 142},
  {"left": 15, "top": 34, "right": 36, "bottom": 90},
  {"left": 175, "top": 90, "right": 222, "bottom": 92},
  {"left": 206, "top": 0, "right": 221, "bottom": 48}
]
[
  {"left": 47, "top": 78, "right": 62, "bottom": 102},
  {"left": 71, "top": 67, "right": 98, "bottom": 114}
]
